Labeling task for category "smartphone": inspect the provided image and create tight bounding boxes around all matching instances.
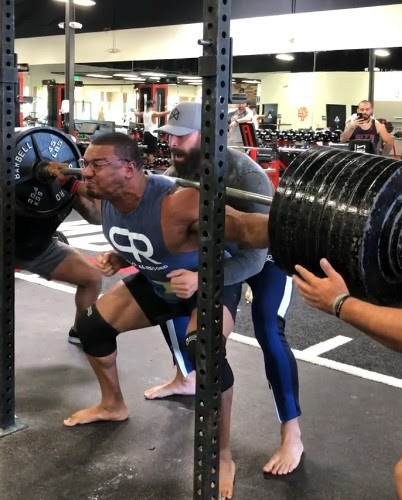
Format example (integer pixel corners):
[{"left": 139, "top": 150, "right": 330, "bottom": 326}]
[{"left": 356, "top": 112, "right": 364, "bottom": 120}]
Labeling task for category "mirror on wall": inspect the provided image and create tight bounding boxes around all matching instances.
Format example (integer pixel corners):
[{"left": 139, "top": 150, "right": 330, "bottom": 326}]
[{"left": 20, "top": 47, "right": 402, "bottom": 138}]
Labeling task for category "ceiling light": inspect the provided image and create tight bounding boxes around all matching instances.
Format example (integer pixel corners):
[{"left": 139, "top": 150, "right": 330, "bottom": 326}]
[
  {"left": 364, "top": 67, "right": 380, "bottom": 72},
  {"left": 85, "top": 74, "right": 113, "bottom": 78},
  {"left": 54, "top": 0, "right": 96, "bottom": 6},
  {"left": 140, "top": 72, "right": 167, "bottom": 77},
  {"left": 58, "top": 21, "right": 83, "bottom": 29},
  {"left": 275, "top": 53, "right": 294, "bottom": 61},
  {"left": 374, "top": 49, "right": 390, "bottom": 57},
  {"left": 241, "top": 79, "right": 261, "bottom": 84},
  {"left": 123, "top": 77, "right": 146, "bottom": 81},
  {"left": 113, "top": 73, "right": 138, "bottom": 78},
  {"left": 187, "top": 82, "right": 201, "bottom": 85},
  {"left": 177, "top": 75, "right": 200, "bottom": 80}
]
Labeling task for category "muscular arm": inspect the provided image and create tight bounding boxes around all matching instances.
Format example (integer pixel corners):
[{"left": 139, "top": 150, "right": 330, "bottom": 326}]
[
  {"left": 339, "top": 298, "right": 402, "bottom": 352},
  {"left": 224, "top": 206, "right": 269, "bottom": 248},
  {"left": 293, "top": 258, "right": 402, "bottom": 353},
  {"left": 72, "top": 193, "right": 102, "bottom": 225},
  {"left": 340, "top": 119, "right": 357, "bottom": 142},
  {"left": 376, "top": 121, "right": 394, "bottom": 154}
]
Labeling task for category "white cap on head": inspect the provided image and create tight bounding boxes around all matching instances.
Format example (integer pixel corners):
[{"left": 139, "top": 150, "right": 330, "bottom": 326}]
[{"left": 156, "top": 101, "right": 201, "bottom": 136}]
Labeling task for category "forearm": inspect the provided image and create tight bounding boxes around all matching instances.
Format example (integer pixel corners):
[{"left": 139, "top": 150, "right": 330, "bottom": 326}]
[
  {"left": 225, "top": 207, "right": 269, "bottom": 248},
  {"left": 340, "top": 298, "right": 402, "bottom": 352},
  {"left": 73, "top": 192, "right": 101, "bottom": 225},
  {"left": 223, "top": 248, "right": 266, "bottom": 285},
  {"left": 340, "top": 125, "right": 356, "bottom": 143},
  {"left": 382, "top": 140, "right": 394, "bottom": 155}
]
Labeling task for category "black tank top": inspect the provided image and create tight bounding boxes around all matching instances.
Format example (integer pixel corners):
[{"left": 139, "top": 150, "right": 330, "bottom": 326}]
[{"left": 350, "top": 119, "right": 380, "bottom": 148}]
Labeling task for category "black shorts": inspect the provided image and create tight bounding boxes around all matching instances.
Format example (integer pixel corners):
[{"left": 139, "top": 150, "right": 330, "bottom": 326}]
[
  {"left": 143, "top": 131, "right": 158, "bottom": 155},
  {"left": 123, "top": 273, "right": 241, "bottom": 325}
]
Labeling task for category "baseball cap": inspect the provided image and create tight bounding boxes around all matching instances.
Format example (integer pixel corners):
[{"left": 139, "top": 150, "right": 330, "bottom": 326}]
[{"left": 156, "top": 101, "right": 201, "bottom": 136}]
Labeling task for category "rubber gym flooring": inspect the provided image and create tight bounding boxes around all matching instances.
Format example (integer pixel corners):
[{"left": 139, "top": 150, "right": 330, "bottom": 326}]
[{"left": 1, "top": 211, "right": 401, "bottom": 500}]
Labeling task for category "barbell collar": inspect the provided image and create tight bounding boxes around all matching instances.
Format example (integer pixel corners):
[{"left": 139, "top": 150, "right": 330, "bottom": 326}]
[{"left": 174, "top": 177, "right": 273, "bottom": 206}]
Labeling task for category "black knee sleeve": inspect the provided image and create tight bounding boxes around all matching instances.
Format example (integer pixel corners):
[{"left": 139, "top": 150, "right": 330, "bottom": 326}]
[
  {"left": 185, "top": 331, "right": 234, "bottom": 391},
  {"left": 76, "top": 304, "right": 119, "bottom": 357}
]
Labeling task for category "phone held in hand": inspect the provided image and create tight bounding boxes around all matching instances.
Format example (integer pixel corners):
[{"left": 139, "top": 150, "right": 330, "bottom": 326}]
[{"left": 356, "top": 112, "right": 364, "bottom": 120}]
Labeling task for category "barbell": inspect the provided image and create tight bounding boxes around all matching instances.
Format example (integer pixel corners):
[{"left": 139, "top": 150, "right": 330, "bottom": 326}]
[{"left": 13, "top": 126, "right": 402, "bottom": 305}]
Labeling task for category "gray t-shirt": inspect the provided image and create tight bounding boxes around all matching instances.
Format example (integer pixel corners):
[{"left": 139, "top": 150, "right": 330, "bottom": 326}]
[{"left": 166, "top": 148, "right": 272, "bottom": 285}]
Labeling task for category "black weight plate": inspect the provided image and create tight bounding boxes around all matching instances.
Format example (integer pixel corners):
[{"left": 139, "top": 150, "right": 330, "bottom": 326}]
[
  {"left": 295, "top": 149, "right": 348, "bottom": 273},
  {"left": 307, "top": 151, "right": 358, "bottom": 275},
  {"left": 14, "top": 126, "right": 81, "bottom": 216},
  {"left": 341, "top": 158, "right": 398, "bottom": 298},
  {"left": 354, "top": 159, "right": 402, "bottom": 304},
  {"left": 269, "top": 148, "right": 330, "bottom": 273},
  {"left": 317, "top": 152, "right": 373, "bottom": 271},
  {"left": 326, "top": 154, "right": 384, "bottom": 287}
]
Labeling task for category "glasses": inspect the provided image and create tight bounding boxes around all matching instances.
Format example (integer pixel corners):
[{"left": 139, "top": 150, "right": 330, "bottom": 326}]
[{"left": 78, "top": 158, "right": 129, "bottom": 170}]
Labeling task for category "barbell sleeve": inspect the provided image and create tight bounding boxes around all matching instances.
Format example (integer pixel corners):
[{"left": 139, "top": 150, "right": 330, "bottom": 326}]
[
  {"left": 60, "top": 167, "right": 83, "bottom": 176},
  {"left": 174, "top": 177, "right": 273, "bottom": 206}
]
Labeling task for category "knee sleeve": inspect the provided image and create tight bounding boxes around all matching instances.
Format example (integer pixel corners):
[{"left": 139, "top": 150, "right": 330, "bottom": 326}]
[
  {"left": 76, "top": 304, "right": 119, "bottom": 357},
  {"left": 185, "top": 331, "right": 234, "bottom": 391}
]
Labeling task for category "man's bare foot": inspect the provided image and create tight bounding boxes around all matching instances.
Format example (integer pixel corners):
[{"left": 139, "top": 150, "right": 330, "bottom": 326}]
[
  {"left": 63, "top": 403, "right": 129, "bottom": 427},
  {"left": 144, "top": 369, "right": 196, "bottom": 399},
  {"left": 219, "top": 458, "right": 236, "bottom": 499},
  {"left": 263, "top": 419, "right": 304, "bottom": 475}
]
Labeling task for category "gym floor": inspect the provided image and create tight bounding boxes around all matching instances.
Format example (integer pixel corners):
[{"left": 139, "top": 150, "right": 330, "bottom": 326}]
[{"left": 1, "top": 214, "right": 401, "bottom": 500}]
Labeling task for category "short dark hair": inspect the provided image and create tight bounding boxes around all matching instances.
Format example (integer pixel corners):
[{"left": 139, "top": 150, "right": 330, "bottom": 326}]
[
  {"left": 146, "top": 100, "right": 155, "bottom": 108},
  {"left": 90, "top": 132, "right": 142, "bottom": 170}
]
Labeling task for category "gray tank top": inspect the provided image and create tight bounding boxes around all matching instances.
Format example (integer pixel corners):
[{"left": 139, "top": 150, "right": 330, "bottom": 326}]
[{"left": 102, "top": 173, "right": 199, "bottom": 302}]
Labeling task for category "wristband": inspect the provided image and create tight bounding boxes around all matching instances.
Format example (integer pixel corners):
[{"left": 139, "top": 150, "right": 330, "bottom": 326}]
[
  {"left": 332, "top": 293, "right": 351, "bottom": 318},
  {"left": 62, "top": 177, "right": 82, "bottom": 194}
]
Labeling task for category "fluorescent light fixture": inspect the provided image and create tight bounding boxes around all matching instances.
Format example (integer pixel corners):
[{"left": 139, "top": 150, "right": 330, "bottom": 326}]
[
  {"left": 58, "top": 21, "right": 83, "bottom": 29},
  {"left": 140, "top": 72, "right": 167, "bottom": 77},
  {"left": 177, "top": 75, "right": 199, "bottom": 80},
  {"left": 54, "top": 0, "right": 96, "bottom": 6},
  {"left": 123, "top": 77, "right": 146, "bottom": 81},
  {"left": 241, "top": 79, "right": 261, "bottom": 84},
  {"left": 187, "top": 82, "right": 201, "bottom": 85},
  {"left": 149, "top": 77, "right": 161, "bottom": 80},
  {"left": 374, "top": 48, "right": 390, "bottom": 57},
  {"left": 364, "top": 67, "right": 380, "bottom": 72},
  {"left": 85, "top": 73, "right": 113, "bottom": 78},
  {"left": 113, "top": 73, "right": 138, "bottom": 78},
  {"left": 275, "top": 53, "right": 294, "bottom": 61}
]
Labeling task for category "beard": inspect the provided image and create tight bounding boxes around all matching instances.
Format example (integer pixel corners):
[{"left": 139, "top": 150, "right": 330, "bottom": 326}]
[{"left": 170, "top": 147, "right": 202, "bottom": 181}]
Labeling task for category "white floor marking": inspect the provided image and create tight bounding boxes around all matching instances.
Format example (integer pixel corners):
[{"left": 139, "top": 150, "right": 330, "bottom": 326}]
[
  {"left": 229, "top": 331, "right": 402, "bottom": 389},
  {"left": 15, "top": 272, "right": 76, "bottom": 294},
  {"left": 300, "top": 335, "right": 352, "bottom": 356}
]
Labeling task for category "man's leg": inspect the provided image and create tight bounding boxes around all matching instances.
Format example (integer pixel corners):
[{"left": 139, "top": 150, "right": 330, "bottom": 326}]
[
  {"left": 49, "top": 246, "right": 102, "bottom": 330},
  {"left": 247, "top": 257, "right": 303, "bottom": 475},
  {"left": 144, "top": 316, "right": 196, "bottom": 399},
  {"left": 17, "top": 239, "right": 102, "bottom": 344},
  {"left": 64, "top": 278, "right": 152, "bottom": 426},
  {"left": 395, "top": 457, "right": 402, "bottom": 500}
]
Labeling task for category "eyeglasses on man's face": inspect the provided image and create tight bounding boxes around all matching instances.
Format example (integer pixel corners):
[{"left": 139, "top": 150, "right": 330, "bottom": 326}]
[{"left": 78, "top": 158, "right": 129, "bottom": 170}]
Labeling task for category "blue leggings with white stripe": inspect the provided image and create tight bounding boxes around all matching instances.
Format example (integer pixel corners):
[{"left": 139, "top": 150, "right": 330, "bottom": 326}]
[{"left": 160, "top": 256, "right": 301, "bottom": 423}]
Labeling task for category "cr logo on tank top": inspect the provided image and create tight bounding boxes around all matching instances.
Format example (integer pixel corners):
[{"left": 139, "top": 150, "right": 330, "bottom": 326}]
[{"left": 109, "top": 227, "right": 161, "bottom": 265}]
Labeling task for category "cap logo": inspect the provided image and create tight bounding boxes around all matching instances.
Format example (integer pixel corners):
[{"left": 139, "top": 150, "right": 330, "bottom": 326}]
[{"left": 170, "top": 108, "right": 180, "bottom": 121}]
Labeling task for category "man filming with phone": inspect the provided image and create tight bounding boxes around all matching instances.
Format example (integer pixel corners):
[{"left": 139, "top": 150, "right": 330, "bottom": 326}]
[{"left": 340, "top": 99, "right": 394, "bottom": 154}]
